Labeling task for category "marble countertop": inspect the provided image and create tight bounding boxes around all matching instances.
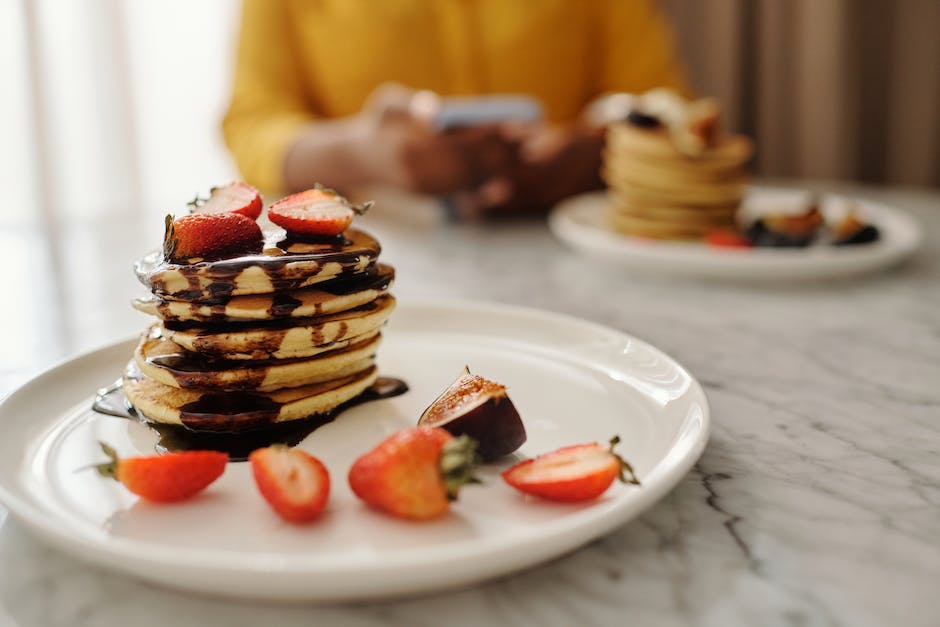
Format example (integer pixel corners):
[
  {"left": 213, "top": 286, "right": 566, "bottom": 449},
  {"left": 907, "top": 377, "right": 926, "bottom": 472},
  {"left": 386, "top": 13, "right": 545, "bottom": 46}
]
[{"left": 1, "top": 181, "right": 938, "bottom": 627}]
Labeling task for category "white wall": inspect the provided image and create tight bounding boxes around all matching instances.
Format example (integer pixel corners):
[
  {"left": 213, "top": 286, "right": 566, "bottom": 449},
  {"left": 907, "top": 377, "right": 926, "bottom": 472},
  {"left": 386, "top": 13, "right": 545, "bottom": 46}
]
[
  {"left": 1, "top": 0, "right": 241, "bottom": 227},
  {"left": 125, "top": 1, "right": 241, "bottom": 222}
]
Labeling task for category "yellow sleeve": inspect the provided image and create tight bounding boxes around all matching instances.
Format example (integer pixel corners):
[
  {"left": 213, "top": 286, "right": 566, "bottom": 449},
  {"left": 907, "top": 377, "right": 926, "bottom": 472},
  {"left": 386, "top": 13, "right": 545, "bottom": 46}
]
[
  {"left": 222, "top": 0, "right": 315, "bottom": 194},
  {"left": 595, "top": 0, "right": 691, "bottom": 96}
]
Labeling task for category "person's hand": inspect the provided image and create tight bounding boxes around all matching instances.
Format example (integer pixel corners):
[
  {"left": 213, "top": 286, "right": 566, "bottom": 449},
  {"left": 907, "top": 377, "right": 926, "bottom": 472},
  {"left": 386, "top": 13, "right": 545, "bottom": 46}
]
[
  {"left": 455, "top": 123, "right": 605, "bottom": 218},
  {"left": 356, "top": 84, "right": 518, "bottom": 196}
]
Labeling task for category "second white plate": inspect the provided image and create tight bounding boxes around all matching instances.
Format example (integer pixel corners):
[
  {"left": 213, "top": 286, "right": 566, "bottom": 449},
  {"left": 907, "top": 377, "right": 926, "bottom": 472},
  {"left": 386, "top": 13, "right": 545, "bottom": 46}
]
[
  {"left": 549, "top": 190, "right": 922, "bottom": 280},
  {"left": 0, "top": 300, "right": 708, "bottom": 602}
]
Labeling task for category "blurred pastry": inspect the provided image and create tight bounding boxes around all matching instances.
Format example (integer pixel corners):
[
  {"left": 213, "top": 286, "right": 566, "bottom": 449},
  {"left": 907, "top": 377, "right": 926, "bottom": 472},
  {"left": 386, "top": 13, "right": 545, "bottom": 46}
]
[{"left": 602, "top": 89, "right": 753, "bottom": 240}]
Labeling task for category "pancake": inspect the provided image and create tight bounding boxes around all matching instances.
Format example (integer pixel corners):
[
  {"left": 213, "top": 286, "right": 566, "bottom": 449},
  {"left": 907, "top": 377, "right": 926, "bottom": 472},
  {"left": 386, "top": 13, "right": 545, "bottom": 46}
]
[
  {"left": 603, "top": 170, "right": 749, "bottom": 206},
  {"left": 605, "top": 150, "right": 750, "bottom": 180},
  {"left": 136, "top": 228, "right": 381, "bottom": 300},
  {"left": 162, "top": 294, "right": 396, "bottom": 360},
  {"left": 134, "top": 325, "right": 382, "bottom": 391},
  {"left": 123, "top": 365, "right": 378, "bottom": 432},
  {"left": 610, "top": 214, "right": 719, "bottom": 240},
  {"left": 122, "top": 199, "right": 400, "bottom": 436},
  {"left": 607, "top": 123, "right": 753, "bottom": 165},
  {"left": 603, "top": 151, "right": 750, "bottom": 184},
  {"left": 133, "top": 264, "right": 394, "bottom": 323},
  {"left": 608, "top": 196, "right": 740, "bottom": 222}
]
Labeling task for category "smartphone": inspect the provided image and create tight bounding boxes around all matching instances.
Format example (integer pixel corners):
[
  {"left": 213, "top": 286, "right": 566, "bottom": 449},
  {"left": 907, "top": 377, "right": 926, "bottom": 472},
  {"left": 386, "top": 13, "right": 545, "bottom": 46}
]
[{"left": 433, "top": 95, "right": 542, "bottom": 130}]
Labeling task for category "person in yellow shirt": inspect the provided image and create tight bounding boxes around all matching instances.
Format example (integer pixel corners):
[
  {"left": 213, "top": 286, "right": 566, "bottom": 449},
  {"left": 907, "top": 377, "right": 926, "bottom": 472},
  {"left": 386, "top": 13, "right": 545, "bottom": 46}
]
[{"left": 222, "top": 0, "right": 687, "bottom": 216}]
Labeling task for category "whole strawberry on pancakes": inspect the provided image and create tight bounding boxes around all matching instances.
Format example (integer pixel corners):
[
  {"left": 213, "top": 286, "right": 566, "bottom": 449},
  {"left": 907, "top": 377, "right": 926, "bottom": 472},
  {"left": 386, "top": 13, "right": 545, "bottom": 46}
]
[{"left": 127, "top": 183, "right": 396, "bottom": 434}]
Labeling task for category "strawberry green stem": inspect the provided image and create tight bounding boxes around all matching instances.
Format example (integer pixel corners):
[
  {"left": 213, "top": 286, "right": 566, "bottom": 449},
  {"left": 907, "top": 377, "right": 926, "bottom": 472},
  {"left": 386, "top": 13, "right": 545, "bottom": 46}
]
[
  {"left": 186, "top": 193, "right": 209, "bottom": 210},
  {"left": 312, "top": 182, "right": 373, "bottom": 215},
  {"left": 609, "top": 435, "right": 641, "bottom": 486},
  {"left": 95, "top": 441, "right": 120, "bottom": 480},
  {"left": 440, "top": 435, "right": 481, "bottom": 500}
]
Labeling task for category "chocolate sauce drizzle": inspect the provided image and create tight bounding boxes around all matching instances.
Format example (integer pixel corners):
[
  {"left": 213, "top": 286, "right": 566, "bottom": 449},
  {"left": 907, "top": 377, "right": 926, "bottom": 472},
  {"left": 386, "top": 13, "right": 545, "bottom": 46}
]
[
  {"left": 136, "top": 228, "right": 382, "bottom": 301},
  {"left": 150, "top": 264, "right": 394, "bottom": 322},
  {"left": 162, "top": 297, "right": 383, "bottom": 334},
  {"left": 92, "top": 377, "right": 408, "bottom": 461},
  {"left": 116, "top": 225, "right": 404, "bottom": 460},
  {"left": 142, "top": 337, "right": 378, "bottom": 394}
]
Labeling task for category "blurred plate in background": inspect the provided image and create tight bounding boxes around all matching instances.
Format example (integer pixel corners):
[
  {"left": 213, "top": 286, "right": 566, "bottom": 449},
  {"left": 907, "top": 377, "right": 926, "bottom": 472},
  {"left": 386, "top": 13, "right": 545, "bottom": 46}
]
[{"left": 549, "top": 190, "right": 922, "bottom": 281}]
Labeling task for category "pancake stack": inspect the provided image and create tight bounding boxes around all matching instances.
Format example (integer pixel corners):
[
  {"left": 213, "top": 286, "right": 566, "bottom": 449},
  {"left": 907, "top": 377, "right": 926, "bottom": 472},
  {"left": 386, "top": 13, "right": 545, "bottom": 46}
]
[
  {"left": 602, "top": 89, "right": 753, "bottom": 240},
  {"left": 126, "top": 224, "right": 395, "bottom": 433}
]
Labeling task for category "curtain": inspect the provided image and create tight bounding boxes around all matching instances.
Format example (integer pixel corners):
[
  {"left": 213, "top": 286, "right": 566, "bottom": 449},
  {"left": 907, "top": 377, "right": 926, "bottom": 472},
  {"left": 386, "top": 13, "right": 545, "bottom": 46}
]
[
  {"left": 661, "top": 0, "right": 940, "bottom": 187},
  {"left": 6, "top": 0, "right": 239, "bottom": 227}
]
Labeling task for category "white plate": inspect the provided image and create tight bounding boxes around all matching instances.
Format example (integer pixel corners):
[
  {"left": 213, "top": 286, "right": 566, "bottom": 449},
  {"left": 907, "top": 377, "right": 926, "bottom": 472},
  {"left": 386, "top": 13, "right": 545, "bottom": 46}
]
[
  {"left": 549, "top": 190, "right": 922, "bottom": 280},
  {"left": 0, "top": 300, "right": 708, "bottom": 602}
]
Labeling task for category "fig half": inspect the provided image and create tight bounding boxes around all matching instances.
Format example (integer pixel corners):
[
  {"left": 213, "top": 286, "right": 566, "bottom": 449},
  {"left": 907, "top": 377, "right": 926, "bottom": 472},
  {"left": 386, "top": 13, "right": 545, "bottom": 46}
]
[{"left": 418, "top": 367, "right": 526, "bottom": 461}]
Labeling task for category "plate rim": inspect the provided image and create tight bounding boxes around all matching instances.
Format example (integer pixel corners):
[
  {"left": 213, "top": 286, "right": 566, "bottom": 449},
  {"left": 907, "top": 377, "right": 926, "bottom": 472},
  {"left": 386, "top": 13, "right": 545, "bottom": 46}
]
[{"left": 0, "top": 299, "right": 710, "bottom": 599}]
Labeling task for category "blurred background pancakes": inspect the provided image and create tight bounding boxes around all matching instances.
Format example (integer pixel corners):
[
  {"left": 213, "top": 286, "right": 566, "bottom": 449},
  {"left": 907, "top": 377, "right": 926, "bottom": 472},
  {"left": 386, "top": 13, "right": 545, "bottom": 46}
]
[{"left": 602, "top": 89, "right": 753, "bottom": 240}]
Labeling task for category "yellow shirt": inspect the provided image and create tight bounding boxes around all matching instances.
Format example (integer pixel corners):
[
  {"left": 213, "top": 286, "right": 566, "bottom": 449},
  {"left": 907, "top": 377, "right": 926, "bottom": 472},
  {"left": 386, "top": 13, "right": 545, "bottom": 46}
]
[{"left": 223, "top": 0, "right": 688, "bottom": 193}]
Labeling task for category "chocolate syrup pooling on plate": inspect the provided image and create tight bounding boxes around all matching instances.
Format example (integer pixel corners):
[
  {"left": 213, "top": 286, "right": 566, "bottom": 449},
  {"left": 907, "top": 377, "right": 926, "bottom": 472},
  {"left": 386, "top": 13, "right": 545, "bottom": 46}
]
[{"left": 92, "top": 377, "right": 408, "bottom": 461}]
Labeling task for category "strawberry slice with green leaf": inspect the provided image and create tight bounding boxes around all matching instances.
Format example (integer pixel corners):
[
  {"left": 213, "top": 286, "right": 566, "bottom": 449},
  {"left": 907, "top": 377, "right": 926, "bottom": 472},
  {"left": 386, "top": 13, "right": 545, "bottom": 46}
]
[
  {"left": 502, "top": 436, "right": 640, "bottom": 502},
  {"left": 268, "top": 185, "right": 373, "bottom": 237},
  {"left": 348, "top": 427, "right": 480, "bottom": 520},
  {"left": 249, "top": 445, "right": 330, "bottom": 524},
  {"left": 94, "top": 442, "right": 227, "bottom": 503},
  {"left": 188, "top": 182, "right": 262, "bottom": 220}
]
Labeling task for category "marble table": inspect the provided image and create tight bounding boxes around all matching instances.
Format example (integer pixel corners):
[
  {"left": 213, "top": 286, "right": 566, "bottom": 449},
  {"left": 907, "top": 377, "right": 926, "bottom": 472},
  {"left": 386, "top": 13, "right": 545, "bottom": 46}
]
[{"left": 1, "top": 181, "right": 938, "bottom": 627}]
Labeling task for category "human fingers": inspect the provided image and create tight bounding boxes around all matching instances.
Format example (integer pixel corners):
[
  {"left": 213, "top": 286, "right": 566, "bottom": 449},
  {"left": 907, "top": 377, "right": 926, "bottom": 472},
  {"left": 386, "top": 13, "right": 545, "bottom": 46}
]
[
  {"left": 365, "top": 83, "right": 441, "bottom": 126},
  {"left": 497, "top": 119, "right": 540, "bottom": 143},
  {"left": 451, "top": 176, "right": 515, "bottom": 219},
  {"left": 363, "top": 83, "right": 414, "bottom": 117},
  {"left": 438, "top": 125, "right": 520, "bottom": 182}
]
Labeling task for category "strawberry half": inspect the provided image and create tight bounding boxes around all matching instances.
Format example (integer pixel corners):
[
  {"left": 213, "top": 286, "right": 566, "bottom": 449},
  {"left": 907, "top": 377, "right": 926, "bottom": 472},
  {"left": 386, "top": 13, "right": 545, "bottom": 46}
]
[
  {"left": 502, "top": 436, "right": 640, "bottom": 502},
  {"left": 190, "top": 182, "right": 262, "bottom": 220},
  {"left": 348, "top": 427, "right": 479, "bottom": 520},
  {"left": 249, "top": 445, "right": 330, "bottom": 524},
  {"left": 268, "top": 185, "right": 373, "bottom": 237},
  {"left": 95, "top": 442, "right": 227, "bottom": 502},
  {"left": 163, "top": 212, "right": 263, "bottom": 262}
]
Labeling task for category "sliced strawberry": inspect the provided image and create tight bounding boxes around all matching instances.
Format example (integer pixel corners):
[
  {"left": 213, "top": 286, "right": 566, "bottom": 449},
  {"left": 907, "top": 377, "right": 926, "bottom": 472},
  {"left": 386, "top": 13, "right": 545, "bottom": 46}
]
[
  {"left": 249, "top": 445, "right": 330, "bottom": 523},
  {"left": 705, "top": 229, "right": 753, "bottom": 248},
  {"left": 502, "top": 436, "right": 640, "bottom": 502},
  {"left": 268, "top": 186, "right": 372, "bottom": 237},
  {"left": 95, "top": 442, "right": 227, "bottom": 502},
  {"left": 348, "top": 428, "right": 479, "bottom": 520},
  {"left": 164, "top": 212, "right": 263, "bottom": 262},
  {"left": 191, "top": 182, "right": 262, "bottom": 220}
]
